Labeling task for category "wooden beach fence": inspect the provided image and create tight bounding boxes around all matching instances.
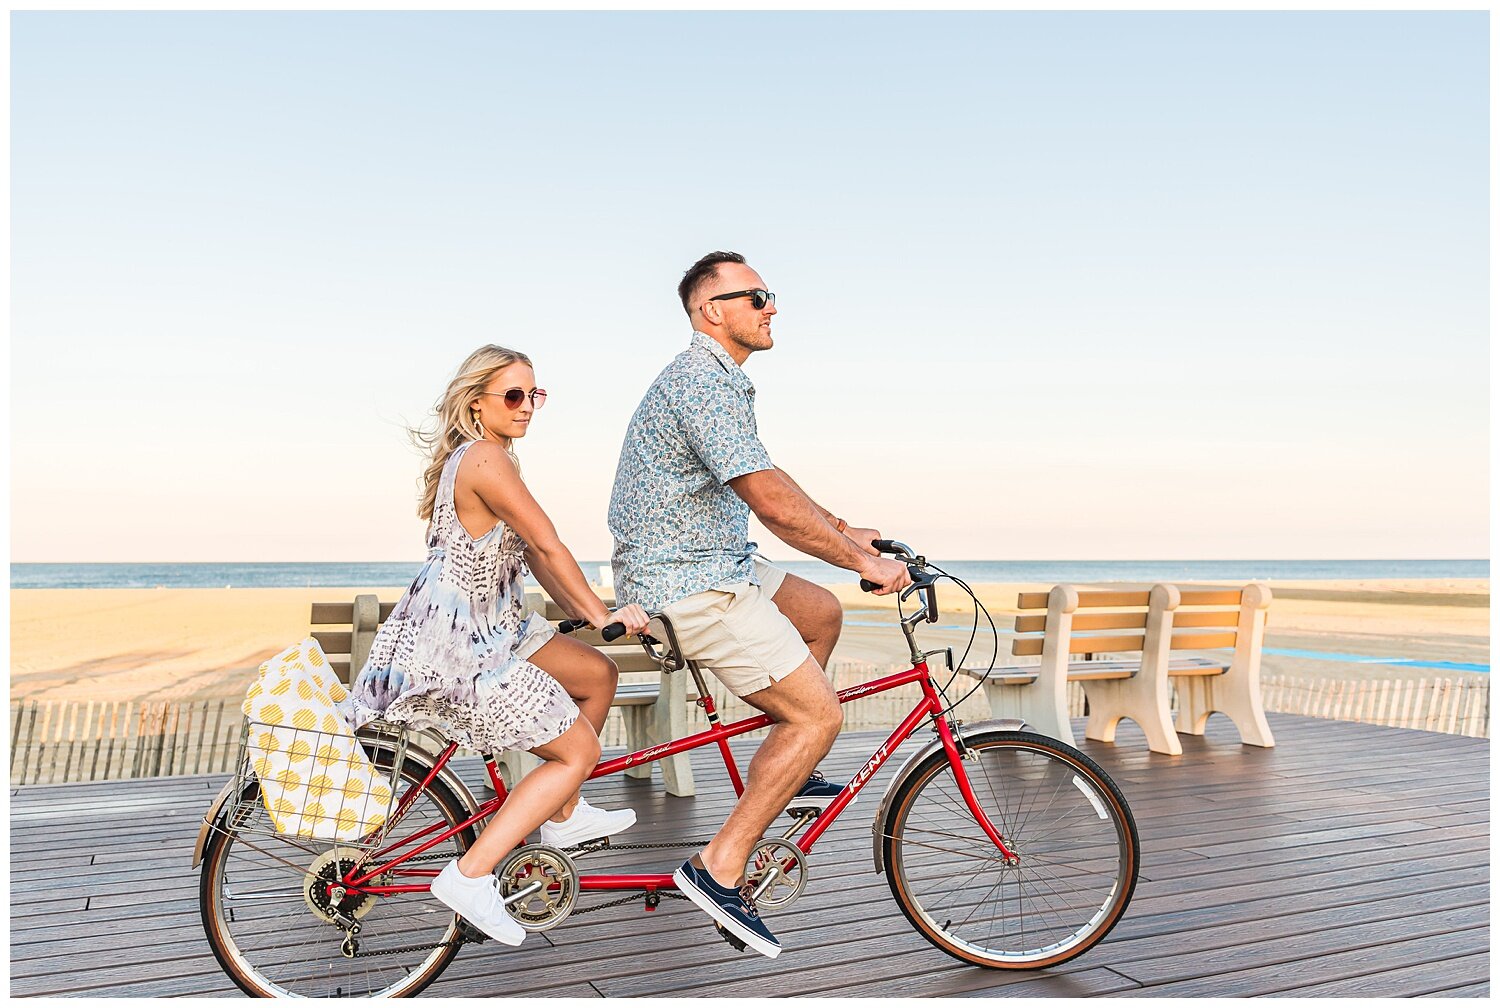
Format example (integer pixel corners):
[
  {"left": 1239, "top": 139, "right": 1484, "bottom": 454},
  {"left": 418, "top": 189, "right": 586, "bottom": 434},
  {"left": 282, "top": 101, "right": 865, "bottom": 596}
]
[
  {"left": 8, "top": 672, "right": 1488, "bottom": 786},
  {"left": 8, "top": 698, "right": 245, "bottom": 787},
  {"left": 1258, "top": 674, "right": 1490, "bottom": 738}
]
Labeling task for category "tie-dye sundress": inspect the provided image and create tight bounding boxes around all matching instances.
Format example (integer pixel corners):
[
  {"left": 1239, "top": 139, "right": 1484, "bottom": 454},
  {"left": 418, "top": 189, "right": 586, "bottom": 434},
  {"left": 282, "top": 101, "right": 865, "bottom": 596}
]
[{"left": 349, "top": 441, "right": 578, "bottom": 754}]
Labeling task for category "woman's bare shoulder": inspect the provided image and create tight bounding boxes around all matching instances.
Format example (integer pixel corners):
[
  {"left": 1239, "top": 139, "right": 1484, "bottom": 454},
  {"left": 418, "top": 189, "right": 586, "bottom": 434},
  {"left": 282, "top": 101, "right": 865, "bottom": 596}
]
[{"left": 458, "top": 441, "right": 520, "bottom": 484}]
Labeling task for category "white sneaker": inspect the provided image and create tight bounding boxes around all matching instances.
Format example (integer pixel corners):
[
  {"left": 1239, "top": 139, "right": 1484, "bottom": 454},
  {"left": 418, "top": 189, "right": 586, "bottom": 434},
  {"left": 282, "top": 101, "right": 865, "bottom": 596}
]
[
  {"left": 429, "top": 859, "right": 526, "bottom": 946},
  {"left": 539, "top": 797, "right": 637, "bottom": 848}
]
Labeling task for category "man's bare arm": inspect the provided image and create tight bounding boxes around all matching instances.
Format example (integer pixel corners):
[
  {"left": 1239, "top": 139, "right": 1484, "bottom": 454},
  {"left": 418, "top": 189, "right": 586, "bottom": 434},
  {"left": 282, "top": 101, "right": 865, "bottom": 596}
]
[
  {"left": 774, "top": 467, "right": 881, "bottom": 556},
  {"left": 730, "top": 469, "right": 909, "bottom": 592},
  {"left": 775, "top": 468, "right": 835, "bottom": 520}
]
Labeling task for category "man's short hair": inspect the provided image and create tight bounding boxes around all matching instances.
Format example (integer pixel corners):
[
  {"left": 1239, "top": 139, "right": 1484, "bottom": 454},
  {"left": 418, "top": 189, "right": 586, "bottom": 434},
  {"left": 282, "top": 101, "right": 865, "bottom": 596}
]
[{"left": 678, "top": 251, "right": 747, "bottom": 314}]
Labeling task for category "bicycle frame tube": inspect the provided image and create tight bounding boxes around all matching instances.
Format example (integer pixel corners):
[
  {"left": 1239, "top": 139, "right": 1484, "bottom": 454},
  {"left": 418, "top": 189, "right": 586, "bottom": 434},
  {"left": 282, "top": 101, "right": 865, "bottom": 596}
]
[{"left": 344, "top": 661, "right": 1014, "bottom": 895}]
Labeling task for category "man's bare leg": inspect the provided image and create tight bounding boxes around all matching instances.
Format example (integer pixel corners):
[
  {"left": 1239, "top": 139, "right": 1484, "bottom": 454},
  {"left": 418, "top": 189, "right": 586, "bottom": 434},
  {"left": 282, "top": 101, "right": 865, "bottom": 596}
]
[
  {"left": 770, "top": 573, "right": 843, "bottom": 669},
  {"left": 697, "top": 658, "right": 843, "bottom": 886}
]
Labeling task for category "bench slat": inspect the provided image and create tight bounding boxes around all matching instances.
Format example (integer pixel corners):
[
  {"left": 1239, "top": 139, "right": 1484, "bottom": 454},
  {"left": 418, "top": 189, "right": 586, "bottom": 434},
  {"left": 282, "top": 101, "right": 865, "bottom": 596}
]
[
  {"left": 1178, "top": 589, "right": 1244, "bottom": 606},
  {"left": 612, "top": 683, "right": 662, "bottom": 706},
  {"left": 540, "top": 600, "right": 618, "bottom": 620},
  {"left": 310, "top": 602, "right": 398, "bottom": 624},
  {"left": 1170, "top": 611, "right": 1239, "bottom": 628},
  {"left": 610, "top": 653, "right": 667, "bottom": 674},
  {"left": 963, "top": 655, "right": 1228, "bottom": 685},
  {"left": 1016, "top": 587, "right": 1244, "bottom": 610},
  {"left": 1017, "top": 590, "right": 1151, "bottom": 609},
  {"left": 311, "top": 631, "right": 353, "bottom": 654},
  {"left": 1013, "top": 633, "right": 1145, "bottom": 656},
  {"left": 1171, "top": 631, "right": 1238, "bottom": 650},
  {"left": 1014, "top": 609, "right": 1237, "bottom": 633},
  {"left": 1168, "top": 661, "right": 1231, "bottom": 677},
  {"left": 1015, "top": 612, "right": 1140, "bottom": 633},
  {"left": 1012, "top": 629, "right": 1238, "bottom": 657}
]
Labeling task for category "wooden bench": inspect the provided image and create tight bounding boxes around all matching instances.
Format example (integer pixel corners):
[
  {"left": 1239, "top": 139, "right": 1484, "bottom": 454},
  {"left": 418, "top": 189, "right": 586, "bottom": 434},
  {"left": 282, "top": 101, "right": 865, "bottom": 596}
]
[
  {"left": 959, "top": 583, "right": 1274, "bottom": 754},
  {"left": 309, "top": 593, "right": 697, "bottom": 796}
]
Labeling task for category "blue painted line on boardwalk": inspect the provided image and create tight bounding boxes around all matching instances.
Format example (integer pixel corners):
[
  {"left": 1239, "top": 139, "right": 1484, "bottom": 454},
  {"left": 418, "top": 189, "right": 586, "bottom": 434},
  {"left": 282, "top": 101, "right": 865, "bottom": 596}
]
[
  {"left": 841, "top": 620, "right": 1489, "bottom": 674},
  {"left": 1261, "top": 647, "right": 1488, "bottom": 674}
]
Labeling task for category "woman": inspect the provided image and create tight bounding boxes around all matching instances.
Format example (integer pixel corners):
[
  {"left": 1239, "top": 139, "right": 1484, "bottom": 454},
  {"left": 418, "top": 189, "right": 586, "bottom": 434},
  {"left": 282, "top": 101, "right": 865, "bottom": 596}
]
[{"left": 350, "top": 345, "right": 650, "bottom": 946}]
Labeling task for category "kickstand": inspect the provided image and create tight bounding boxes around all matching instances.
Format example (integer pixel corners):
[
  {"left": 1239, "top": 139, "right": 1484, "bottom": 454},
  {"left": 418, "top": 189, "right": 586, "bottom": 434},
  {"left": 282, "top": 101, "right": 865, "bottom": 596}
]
[{"left": 714, "top": 924, "right": 748, "bottom": 953}]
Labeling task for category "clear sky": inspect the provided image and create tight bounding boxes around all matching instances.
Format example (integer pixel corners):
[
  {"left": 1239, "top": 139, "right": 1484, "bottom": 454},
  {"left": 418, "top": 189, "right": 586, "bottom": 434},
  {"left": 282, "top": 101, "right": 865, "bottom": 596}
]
[{"left": 10, "top": 11, "right": 1489, "bottom": 563}]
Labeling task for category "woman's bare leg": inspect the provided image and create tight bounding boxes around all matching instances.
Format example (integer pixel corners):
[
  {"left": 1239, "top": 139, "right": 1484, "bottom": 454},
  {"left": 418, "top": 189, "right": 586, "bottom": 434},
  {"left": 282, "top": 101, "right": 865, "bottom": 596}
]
[
  {"left": 456, "top": 719, "right": 598, "bottom": 877},
  {"left": 526, "top": 633, "right": 619, "bottom": 820}
]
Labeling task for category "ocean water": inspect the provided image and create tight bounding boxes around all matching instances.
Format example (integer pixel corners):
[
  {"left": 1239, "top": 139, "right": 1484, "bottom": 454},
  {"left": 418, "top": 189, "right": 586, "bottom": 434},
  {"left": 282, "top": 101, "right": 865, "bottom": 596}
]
[{"left": 10, "top": 559, "right": 1489, "bottom": 590}]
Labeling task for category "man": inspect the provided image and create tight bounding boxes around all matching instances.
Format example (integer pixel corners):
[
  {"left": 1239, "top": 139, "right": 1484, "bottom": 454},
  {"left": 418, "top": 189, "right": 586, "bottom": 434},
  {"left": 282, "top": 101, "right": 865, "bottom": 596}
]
[{"left": 608, "top": 251, "right": 911, "bottom": 958}]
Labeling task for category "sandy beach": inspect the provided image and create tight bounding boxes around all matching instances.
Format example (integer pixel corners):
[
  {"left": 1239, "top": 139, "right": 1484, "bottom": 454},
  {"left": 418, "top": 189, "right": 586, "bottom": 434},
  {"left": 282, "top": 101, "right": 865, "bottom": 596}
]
[{"left": 9, "top": 578, "right": 1488, "bottom": 704}]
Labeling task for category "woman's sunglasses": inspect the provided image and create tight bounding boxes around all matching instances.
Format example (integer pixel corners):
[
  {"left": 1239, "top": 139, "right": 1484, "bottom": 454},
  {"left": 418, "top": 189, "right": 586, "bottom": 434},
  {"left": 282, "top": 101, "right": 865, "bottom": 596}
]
[
  {"left": 708, "top": 288, "right": 776, "bottom": 310},
  {"left": 481, "top": 388, "right": 548, "bottom": 409}
]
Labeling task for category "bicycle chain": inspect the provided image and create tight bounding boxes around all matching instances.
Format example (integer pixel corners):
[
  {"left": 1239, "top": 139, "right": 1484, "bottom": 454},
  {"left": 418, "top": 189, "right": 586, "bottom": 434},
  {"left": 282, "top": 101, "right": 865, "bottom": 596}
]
[
  {"left": 347, "top": 925, "right": 487, "bottom": 959},
  {"left": 564, "top": 840, "right": 710, "bottom": 853},
  {"left": 571, "top": 889, "right": 690, "bottom": 916},
  {"left": 345, "top": 844, "right": 698, "bottom": 958}
]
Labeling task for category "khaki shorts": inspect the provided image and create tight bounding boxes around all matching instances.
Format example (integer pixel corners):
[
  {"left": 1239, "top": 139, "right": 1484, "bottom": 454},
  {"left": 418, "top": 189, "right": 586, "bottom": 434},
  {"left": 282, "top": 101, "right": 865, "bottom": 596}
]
[{"left": 660, "top": 557, "right": 811, "bottom": 698}]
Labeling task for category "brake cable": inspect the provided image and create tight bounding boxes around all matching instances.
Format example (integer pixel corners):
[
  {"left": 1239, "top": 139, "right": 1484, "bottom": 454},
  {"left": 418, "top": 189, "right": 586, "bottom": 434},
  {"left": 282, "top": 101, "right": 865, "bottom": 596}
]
[{"left": 919, "top": 563, "right": 1001, "bottom": 718}]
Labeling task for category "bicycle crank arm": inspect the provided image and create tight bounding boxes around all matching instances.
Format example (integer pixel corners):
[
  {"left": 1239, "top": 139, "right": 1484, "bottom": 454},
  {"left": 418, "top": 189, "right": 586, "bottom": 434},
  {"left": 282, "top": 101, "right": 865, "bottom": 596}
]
[
  {"left": 751, "top": 864, "right": 784, "bottom": 902},
  {"left": 779, "top": 810, "right": 818, "bottom": 839},
  {"left": 500, "top": 880, "right": 545, "bottom": 907}
]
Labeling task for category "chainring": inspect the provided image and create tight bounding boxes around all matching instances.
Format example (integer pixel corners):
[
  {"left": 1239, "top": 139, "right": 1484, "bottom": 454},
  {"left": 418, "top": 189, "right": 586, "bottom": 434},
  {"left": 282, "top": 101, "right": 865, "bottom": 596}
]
[
  {"left": 496, "top": 844, "right": 579, "bottom": 932},
  {"left": 745, "top": 837, "right": 809, "bottom": 911}
]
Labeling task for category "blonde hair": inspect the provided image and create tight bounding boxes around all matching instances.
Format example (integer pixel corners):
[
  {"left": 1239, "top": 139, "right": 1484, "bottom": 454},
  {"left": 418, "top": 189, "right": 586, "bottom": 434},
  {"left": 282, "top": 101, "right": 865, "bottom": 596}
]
[{"left": 412, "top": 345, "right": 533, "bottom": 521}]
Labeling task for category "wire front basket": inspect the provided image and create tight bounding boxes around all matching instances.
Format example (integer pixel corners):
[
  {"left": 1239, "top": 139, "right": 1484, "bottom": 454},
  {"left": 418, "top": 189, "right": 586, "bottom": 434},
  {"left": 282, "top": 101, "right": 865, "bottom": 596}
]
[{"left": 225, "top": 717, "right": 409, "bottom": 851}]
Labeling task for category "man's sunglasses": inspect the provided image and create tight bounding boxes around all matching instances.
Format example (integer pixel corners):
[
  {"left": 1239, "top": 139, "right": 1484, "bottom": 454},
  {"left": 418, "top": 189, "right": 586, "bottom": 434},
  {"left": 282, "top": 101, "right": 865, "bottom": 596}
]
[
  {"left": 708, "top": 289, "right": 776, "bottom": 310},
  {"left": 480, "top": 388, "right": 548, "bottom": 409}
]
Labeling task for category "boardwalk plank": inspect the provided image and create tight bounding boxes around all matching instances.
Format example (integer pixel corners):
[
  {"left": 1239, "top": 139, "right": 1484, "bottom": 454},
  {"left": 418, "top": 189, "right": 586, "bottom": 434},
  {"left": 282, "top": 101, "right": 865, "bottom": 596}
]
[
  {"left": 1112, "top": 927, "right": 1490, "bottom": 997},
  {"left": 1290, "top": 951, "right": 1491, "bottom": 998}
]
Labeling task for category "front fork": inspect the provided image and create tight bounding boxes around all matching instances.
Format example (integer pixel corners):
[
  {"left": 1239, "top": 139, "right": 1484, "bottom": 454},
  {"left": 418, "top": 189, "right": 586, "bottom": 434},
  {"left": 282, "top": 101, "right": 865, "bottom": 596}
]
[{"left": 909, "top": 652, "right": 1018, "bottom": 865}]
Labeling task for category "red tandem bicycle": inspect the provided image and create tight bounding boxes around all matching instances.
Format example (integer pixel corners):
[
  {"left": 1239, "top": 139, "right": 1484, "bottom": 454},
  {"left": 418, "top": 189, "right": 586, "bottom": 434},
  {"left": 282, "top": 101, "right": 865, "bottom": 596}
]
[{"left": 195, "top": 541, "right": 1139, "bottom": 997}]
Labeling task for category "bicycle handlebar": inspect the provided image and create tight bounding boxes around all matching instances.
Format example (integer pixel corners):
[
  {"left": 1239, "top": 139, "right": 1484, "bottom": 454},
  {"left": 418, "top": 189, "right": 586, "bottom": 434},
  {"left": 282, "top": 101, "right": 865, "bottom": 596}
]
[
  {"left": 861, "top": 563, "right": 940, "bottom": 624},
  {"left": 557, "top": 619, "right": 628, "bottom": 642}
]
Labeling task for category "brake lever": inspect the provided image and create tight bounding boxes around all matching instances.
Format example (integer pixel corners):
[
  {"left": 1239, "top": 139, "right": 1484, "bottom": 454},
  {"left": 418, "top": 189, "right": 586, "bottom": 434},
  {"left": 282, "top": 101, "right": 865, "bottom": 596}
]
[{"left": 898, "top": 568, "right": 940, "bottom": 624}]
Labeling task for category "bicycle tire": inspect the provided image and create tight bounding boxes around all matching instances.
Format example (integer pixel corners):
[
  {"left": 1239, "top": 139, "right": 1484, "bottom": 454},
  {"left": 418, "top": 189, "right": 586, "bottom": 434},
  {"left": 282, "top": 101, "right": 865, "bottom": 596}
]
[
  {"left": 200, "top": 747, "right": 480, "bottom": 998},
  {"left": 880, "top": 729, "right": 1139, "bottom": 970}
]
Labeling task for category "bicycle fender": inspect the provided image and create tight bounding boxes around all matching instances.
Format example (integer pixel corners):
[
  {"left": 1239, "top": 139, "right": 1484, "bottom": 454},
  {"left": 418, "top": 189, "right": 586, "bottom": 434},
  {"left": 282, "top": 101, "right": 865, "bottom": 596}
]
[
  {"left": 191, "top": 777, "right": 240, "bottom": 869},
  {"left": 189, "top": 726, "right": 480, "bottom": 869},
  {"left": 869, "top": 717, "right": 1027, "bottom": 876}
]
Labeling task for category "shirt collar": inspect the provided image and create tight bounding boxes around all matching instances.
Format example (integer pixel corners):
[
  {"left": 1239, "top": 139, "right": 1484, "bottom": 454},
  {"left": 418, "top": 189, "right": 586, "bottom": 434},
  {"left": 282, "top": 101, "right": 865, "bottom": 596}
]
[{"left": 689, "top": 331, "right": 754, "bottom": 392}]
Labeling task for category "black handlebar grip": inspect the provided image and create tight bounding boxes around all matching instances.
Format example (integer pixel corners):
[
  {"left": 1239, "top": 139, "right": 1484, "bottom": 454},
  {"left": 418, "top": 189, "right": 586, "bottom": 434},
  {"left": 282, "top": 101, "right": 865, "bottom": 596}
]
[
  {"left": 872, "top": 539, "right": 898, "bottom": 553},
  {"left": 559, "top": 619, "right": 629, "bottom": 641},
  {"left": 860, "top": 579, "right": 879, "bottom": 592}
]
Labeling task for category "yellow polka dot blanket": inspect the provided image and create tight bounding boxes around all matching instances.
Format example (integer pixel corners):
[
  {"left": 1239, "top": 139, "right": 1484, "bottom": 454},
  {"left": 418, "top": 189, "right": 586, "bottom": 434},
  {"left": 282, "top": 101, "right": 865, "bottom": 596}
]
[{"left": 241, "top": 638, "right": 393, "bottom": 841}]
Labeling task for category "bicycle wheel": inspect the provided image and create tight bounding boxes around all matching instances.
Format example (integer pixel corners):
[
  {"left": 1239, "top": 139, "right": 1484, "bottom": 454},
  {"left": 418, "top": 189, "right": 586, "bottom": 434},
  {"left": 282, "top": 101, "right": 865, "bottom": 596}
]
[
  {"left": 881, "top": 729, "right": 1139, "bottom": 969},
  {"left": 200, "top": 748, "right": 480, "bottom": 998}
]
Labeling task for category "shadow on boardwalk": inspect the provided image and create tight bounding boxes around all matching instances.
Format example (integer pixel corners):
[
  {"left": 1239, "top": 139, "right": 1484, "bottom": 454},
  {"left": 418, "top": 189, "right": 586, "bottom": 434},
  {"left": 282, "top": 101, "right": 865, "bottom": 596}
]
[{"left": 8, "top": 712, "right": 1490, "bottom": 997}]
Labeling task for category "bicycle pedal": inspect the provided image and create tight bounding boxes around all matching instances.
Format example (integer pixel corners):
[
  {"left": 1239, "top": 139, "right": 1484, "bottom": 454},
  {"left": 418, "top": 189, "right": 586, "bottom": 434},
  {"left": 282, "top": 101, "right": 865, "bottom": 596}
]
[
  {"left": 714, "top": 923, "right": 749, "bottom": 953},
  {"left": 456, "top": 921, "right": 489, "bottom": 945},
  {"left": 568, "top": 837, "right": 611, "bottom": 855}
]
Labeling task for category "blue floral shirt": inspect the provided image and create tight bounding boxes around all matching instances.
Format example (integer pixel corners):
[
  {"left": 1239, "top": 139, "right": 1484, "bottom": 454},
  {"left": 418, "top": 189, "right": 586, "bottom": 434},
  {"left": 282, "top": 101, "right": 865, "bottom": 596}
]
[{"left": 609, "top": 332, "right": 776, "bottom": 610}]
